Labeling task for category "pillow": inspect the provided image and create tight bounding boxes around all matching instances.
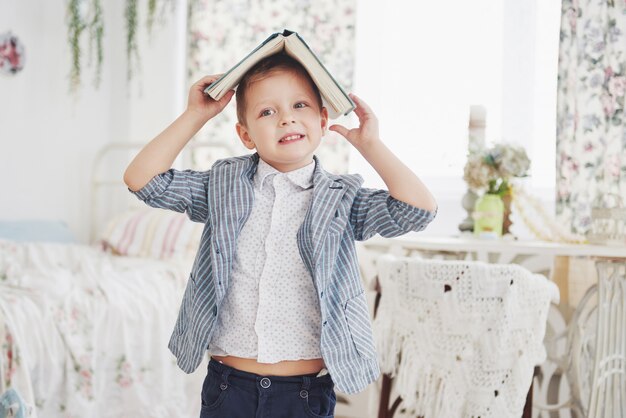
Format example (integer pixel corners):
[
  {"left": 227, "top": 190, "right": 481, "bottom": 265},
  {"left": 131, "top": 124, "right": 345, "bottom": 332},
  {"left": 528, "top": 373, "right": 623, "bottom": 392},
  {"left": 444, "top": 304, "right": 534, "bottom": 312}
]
[
  {"left": 99, "top": 209, "right": 203, "bottom": 260},
  {"left": 0, "top": 220, "right": 76, "bottom": 243}
]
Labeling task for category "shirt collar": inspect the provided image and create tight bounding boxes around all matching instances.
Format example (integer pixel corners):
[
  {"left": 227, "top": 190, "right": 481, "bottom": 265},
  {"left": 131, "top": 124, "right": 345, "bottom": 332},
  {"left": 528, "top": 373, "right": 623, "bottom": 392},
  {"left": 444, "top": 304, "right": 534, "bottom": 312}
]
[{"left": 256, "top": 158, "right": 315, "bottom": 191}]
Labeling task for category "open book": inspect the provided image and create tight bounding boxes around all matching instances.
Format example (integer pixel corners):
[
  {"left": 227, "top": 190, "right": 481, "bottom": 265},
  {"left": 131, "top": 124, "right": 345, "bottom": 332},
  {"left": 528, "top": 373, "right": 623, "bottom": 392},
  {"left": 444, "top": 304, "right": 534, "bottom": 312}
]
[{"left": 204, "top": 30, "right": 355, "bottom": 119}]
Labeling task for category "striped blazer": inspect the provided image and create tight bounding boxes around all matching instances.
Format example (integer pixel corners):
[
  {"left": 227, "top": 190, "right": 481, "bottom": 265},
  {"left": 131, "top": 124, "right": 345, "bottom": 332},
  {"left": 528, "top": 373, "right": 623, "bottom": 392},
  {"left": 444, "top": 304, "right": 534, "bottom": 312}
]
[{"left": 131, "top": 152, "right": 435, "bottom": 394}]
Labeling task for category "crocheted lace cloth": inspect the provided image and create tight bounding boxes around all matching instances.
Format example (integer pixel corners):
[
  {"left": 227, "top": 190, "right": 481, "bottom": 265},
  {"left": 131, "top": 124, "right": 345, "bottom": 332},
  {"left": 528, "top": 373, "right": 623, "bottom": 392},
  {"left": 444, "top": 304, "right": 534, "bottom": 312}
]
[{"left": 373, "top": 256, "right": 559, "bottom": 418}]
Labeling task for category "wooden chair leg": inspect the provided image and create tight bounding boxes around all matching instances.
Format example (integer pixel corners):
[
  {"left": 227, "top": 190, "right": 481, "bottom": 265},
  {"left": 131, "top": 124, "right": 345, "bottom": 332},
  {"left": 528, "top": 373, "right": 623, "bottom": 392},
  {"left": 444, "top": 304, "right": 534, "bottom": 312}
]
[
  {"left": 378, "top": 373, "right": 403, "bottom": 418},
  {"left": 522, "top": 366, "right": 538, "bottom": 418},
  {"left": 378, "top": 373, "right": 392, "bottom": 418},
  {"left": 389, "top": 396, "right": 403, "bottom": 417}
]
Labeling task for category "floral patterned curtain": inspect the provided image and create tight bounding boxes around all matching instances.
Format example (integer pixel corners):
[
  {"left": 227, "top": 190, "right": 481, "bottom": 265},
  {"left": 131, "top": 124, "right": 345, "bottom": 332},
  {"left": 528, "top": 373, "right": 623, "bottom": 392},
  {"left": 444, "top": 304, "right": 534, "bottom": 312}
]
[
  {"left": 186, "top": 0, "right": 357, "bottom": 174},
  {"left": 556, "top": 0, "right": 626, "bottom": 234}
]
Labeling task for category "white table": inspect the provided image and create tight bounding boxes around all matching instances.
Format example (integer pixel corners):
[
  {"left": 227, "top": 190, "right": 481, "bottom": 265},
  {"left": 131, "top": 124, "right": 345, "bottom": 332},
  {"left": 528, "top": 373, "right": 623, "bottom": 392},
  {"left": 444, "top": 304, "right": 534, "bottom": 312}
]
[{"left": 365, "top": 234, "right": 626, "bottom": 258}]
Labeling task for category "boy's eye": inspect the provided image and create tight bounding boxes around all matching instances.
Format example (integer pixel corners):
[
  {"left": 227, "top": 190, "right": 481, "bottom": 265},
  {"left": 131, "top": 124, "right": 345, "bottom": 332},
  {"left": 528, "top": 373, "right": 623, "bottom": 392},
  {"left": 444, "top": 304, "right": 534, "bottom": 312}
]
[
  {"left": 294, "top": 102, "right": 307, "bottom": 109},
  {"left": 260, "top": 109, "right": 275, "bottom": 117}
]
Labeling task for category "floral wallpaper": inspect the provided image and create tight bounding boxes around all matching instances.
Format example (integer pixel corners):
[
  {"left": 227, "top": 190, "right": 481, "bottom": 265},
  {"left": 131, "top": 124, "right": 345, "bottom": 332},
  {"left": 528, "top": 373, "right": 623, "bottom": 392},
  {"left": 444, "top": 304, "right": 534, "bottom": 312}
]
[
  {"left": 187, "top": 0, "right": 357, "bottom": 174},
  {"left": 556, "top": 0, "right": 626, "bottom": 234}
]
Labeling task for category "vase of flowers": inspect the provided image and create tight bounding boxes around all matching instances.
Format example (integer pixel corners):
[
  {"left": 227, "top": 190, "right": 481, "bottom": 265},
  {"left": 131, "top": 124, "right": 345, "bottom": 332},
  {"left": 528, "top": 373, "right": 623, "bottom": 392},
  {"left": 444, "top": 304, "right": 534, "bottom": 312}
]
[{"left": 463, "top": 143, "right": 530, "bottom": 236}]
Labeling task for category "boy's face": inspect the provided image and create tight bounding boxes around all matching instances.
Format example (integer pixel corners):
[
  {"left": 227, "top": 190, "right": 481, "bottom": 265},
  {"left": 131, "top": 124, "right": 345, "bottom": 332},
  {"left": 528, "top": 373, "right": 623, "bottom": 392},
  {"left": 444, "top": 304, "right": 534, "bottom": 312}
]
[{"left": 235, "top": 69, "right": 328, "bottom": 172}]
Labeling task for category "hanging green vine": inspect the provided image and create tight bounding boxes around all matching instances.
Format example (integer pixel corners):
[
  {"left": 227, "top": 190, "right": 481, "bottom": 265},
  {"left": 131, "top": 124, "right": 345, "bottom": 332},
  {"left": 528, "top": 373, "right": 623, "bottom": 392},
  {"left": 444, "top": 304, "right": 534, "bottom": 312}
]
[
  {"left": 66, "top": 0, "right": 176, "bottom": 92},
  {"left": 67, "top": 0, "right": 86, "bottom": 92},
  {"left": 147, "top": 0, "right": 157, "bottom": 33},
  {"left": 148, "top": 0, "right": 177, "bottom": 35},
  {"left": 88, "top": 0, "right": 104, "bottom": 87},
  {"left": 124, "top": 0, "right": 139, "bottom": 81}
]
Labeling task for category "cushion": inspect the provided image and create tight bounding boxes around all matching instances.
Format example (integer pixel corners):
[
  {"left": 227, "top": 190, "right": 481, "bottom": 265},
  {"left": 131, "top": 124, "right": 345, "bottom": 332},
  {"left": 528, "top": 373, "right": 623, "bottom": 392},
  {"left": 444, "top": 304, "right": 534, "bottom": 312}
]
[
  {"left": 0, "top": 220, "right": 76, "bottom": 243},
  {"left": 99, "top": 209, "right": 202, "bottom": 260}
]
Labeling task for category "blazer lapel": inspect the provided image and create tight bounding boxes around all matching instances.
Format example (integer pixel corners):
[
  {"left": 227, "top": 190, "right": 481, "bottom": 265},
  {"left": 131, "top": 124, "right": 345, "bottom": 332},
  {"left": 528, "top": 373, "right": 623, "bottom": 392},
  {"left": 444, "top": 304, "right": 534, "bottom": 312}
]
[
  {"left": 298, "top": 156, "right": 348, "bottom": 274},
  {"left": 211, "top": 153, "right": 257, "bottom": 293}
]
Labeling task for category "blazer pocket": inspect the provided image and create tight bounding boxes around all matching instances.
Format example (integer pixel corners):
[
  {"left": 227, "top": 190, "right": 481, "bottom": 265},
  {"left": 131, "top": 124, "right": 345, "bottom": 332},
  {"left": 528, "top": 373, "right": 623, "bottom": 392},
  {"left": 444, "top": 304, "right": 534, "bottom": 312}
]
[
  {"left": 343, "top": 292, "right": 377, "bottom": 360},
  {"left": 175, "top": 274, "right": 196, "bottom": 335}
]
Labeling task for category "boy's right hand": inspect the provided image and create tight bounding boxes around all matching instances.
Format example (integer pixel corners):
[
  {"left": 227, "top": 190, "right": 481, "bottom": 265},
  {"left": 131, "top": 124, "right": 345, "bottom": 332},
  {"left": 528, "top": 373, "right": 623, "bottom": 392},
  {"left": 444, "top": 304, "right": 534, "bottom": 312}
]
[{"left": 187, "top": 75, "right": 235, "bottom": 120}]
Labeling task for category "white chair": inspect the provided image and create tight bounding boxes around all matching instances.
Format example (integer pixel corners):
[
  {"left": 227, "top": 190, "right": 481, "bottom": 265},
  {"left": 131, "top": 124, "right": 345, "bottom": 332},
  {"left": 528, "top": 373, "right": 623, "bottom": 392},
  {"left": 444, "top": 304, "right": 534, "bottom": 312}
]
[
  {"left": 372, "top": 255, "right": 559, "bottom": 418},
  {"left": 565, "top": 260, "right": 626, "bottom": 418},
  {"left": 587, "top": 261, "right": 626, "bottom": 418}
]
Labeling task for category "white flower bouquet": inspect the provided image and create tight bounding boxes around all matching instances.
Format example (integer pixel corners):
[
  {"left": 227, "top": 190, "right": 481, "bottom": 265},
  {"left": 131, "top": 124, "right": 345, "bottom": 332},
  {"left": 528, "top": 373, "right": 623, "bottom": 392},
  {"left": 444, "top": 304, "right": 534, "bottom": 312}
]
[{"left": 463, "top": 143, "right": 530, "bottom": 195}]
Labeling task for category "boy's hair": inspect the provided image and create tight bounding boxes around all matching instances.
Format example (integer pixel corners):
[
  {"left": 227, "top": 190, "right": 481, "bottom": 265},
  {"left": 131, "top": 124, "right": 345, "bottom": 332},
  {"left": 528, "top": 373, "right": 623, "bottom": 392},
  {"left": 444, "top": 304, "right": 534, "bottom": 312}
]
[{"left": 235, "top": 52, "right": 323, "bottom": 125}]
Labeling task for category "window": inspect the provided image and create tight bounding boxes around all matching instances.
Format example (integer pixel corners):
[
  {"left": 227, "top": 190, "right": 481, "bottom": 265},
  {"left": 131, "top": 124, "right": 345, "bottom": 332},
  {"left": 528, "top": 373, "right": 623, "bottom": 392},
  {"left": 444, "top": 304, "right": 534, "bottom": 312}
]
[{"left": 350, "top": 1, "right": 561, "bottom": 236}]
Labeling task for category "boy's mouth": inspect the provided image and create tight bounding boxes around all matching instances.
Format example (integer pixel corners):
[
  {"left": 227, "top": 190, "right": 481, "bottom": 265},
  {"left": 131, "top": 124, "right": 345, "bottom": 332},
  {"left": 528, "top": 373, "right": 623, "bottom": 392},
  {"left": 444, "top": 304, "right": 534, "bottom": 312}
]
[{"left": 278, "top": 133, "right": 305, "bottom": 143}]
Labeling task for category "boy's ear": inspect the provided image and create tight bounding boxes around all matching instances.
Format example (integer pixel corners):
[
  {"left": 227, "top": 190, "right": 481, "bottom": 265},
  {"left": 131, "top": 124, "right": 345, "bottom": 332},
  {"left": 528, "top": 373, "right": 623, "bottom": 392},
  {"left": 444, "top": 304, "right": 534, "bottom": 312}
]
[
  {"left": 236, "top": 123, "right": 256, "bottom": 150},
  {"left": 320, "top": 107, "right": 329, "bottom": 135}
]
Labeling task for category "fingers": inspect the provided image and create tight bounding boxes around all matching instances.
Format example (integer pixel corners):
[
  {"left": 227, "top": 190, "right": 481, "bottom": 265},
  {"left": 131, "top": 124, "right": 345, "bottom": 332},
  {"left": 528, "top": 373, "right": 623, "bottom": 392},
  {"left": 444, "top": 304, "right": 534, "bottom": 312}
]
[
  {"left": 194, "top": 74, "right": 225, "bottom": 90},
  {"left": 199, "top": 74, "right": 224, "bottom": 83},
  {"left": 217, "top": 89, "right": 235, "bottom": 106},
  {"left": 329, "top": 124, "right": 349, "bottom": 138},
  {"left": 349, "top": 93, "right": 374, "bottom": 119}
]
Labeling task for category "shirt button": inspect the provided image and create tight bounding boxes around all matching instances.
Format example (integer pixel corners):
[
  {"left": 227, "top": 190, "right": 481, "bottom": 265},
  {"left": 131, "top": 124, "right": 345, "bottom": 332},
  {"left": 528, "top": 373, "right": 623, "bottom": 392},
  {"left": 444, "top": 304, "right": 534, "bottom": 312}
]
[
  {"left": 320, "top": 291, "right": 324, "bottom": 297},
  {"left": 213, "top": 306, "right": 217, "bottom": 316},
  {"left": 260, "top": 377, "right": 271, "bottom": 388},
  {"left": 215, "top": 247, "right": 221, "bottom": 254},
  {"left": 323, "top": 320, "right": 328, "bottom": 326}
]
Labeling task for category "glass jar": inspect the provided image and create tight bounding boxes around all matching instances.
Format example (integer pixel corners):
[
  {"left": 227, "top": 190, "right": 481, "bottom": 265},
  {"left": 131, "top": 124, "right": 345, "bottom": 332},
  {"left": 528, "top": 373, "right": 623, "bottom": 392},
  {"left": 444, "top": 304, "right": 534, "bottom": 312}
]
[{"left": 473, "top": 193, "right": 504, "bottom": 239}]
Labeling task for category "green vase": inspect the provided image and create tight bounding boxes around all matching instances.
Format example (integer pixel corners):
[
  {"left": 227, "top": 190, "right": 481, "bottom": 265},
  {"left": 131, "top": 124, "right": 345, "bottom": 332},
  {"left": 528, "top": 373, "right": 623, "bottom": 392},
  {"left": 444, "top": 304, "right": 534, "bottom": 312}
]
[{"left": 473, "top": 193, "right": 504, "bottom": 238}]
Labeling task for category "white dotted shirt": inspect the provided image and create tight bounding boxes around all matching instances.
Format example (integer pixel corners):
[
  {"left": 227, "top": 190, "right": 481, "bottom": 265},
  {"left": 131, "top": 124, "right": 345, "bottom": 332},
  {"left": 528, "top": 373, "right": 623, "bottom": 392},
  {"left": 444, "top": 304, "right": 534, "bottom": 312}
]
[{"left": 207, "top": 159, "right": 322, "bottom": 363}]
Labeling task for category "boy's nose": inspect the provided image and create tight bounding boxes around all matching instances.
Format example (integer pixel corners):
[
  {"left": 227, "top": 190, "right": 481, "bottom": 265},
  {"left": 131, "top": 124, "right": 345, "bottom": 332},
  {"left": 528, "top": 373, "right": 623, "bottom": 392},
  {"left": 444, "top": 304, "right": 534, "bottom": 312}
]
[{"left": 279, "top": 112, "right": 296, "bottom": 125}]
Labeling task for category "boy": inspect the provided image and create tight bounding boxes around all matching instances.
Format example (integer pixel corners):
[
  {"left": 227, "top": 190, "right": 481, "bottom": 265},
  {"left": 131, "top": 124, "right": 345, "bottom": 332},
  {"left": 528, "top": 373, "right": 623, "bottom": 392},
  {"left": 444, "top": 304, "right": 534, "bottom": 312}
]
[{"left": 124, "top": 53, "right": 436, "bottom": 417}]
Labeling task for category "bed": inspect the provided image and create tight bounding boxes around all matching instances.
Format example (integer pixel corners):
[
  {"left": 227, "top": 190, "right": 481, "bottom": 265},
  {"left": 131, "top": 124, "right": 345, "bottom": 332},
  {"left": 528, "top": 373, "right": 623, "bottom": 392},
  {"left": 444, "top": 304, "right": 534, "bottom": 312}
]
[{"left": 0, "top": 141, "right": 237, "bottom": 418}]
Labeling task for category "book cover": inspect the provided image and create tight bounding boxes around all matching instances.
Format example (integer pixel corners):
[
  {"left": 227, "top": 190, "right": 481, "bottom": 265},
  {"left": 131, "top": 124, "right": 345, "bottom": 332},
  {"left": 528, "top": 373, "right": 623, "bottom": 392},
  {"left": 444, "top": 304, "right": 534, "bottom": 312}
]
[{"left": 204, "top": 30, "right": 355, "bottom": 118}]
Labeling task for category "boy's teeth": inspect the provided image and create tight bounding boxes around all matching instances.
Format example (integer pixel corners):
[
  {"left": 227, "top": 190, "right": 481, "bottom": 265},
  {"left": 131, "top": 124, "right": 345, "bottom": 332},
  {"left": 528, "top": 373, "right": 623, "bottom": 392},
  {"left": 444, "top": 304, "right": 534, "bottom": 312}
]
[{"left": 281, "top": 134, "right": 302, "bottom": 142}]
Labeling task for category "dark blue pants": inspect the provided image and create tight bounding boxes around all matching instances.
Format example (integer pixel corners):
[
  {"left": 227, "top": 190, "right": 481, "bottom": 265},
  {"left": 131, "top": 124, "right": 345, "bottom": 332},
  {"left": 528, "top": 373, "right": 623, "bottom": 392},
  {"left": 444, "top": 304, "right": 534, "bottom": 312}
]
[{"left": 200, "top": 358, "right": 336, "bottom": 418}]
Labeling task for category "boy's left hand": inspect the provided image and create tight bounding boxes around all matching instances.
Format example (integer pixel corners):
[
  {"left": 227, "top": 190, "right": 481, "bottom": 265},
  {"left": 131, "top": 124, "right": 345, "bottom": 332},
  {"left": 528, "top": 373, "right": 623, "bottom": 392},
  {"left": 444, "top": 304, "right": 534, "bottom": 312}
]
[{"left": 329, "top": 94, "right": 380, "bottom": 150}]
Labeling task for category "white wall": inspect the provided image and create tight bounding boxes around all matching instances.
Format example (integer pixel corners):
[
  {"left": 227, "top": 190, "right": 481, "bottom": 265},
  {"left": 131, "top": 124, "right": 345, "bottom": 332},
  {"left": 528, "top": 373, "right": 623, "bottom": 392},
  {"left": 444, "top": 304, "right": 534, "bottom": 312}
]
[{"left": 0, "top": 0, "right": 187, "bottom": 243}]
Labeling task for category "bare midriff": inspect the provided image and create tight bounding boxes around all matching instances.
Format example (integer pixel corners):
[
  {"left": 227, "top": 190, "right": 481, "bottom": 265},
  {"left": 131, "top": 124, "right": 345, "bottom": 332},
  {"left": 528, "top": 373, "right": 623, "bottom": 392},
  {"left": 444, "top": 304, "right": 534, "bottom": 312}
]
[{"left": 211, "top": 355, "right": 325, "bottom": 376}]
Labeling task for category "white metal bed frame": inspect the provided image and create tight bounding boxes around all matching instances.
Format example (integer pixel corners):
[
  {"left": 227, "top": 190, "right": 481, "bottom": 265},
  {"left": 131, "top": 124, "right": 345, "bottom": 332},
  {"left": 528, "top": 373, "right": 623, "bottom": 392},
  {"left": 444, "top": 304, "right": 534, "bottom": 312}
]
[{"left": 89, "top": 140, "right": 240, "bottom": 243}]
